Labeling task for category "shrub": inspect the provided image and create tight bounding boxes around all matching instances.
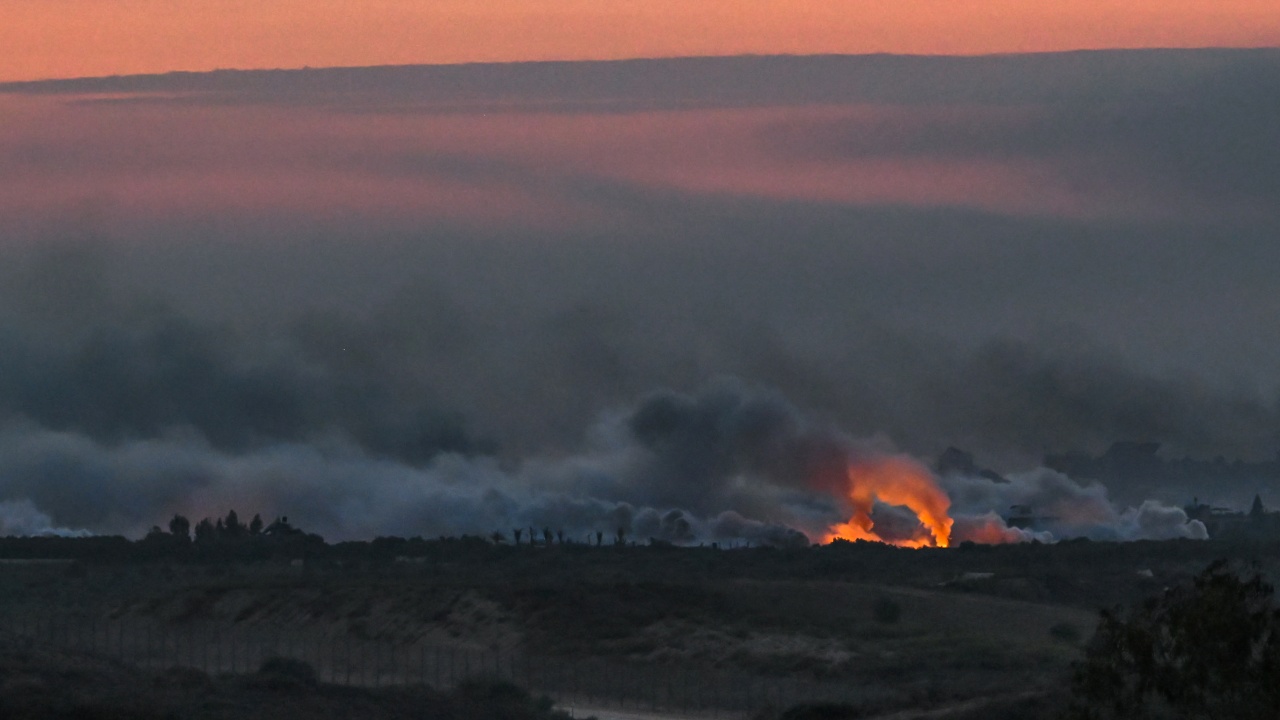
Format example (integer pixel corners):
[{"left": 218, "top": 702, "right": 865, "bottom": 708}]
[
  {"left": 248, "top": 656, "right": 318, "bottom": 690},
  {"left": 452, "top": 679, "right": 560, "bottom": 717},
  {"left": 778, "top": 702, "right": 865, "bottom": 719},
  {"left": 1048, "top": 622, "right": 1081, "bottom": 644},
  {"left": 152, "top": 666, "right": 212, "bottom": 690},
  {"left": 872, "top": 596, "right": 901, "bottom": 625},
  {"left": 1068, "top": 560, "right": 1280, "bottom": 719}
]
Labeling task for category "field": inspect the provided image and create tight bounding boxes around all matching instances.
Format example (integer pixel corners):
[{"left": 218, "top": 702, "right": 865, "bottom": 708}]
[{"left": 0, "top": 536, "right": 1275, "bottom": 718}]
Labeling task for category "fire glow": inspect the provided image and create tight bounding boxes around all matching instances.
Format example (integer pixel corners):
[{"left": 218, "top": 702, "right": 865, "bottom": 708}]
[{"left": 823, "top": 457, "right": 955, "bottom": 548}]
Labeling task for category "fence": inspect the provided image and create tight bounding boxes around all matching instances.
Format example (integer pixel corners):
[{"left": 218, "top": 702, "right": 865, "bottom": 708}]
[{"left": 1, "top": 612, "right": 889, "bottom": 716}]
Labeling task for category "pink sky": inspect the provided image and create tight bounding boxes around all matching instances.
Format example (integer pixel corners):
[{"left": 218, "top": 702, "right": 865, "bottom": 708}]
[{"left": 4, "top": 0, "right": 1279, "bottom": 81}]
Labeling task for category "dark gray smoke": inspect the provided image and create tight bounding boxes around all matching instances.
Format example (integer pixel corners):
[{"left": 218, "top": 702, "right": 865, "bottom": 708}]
[
  {"left": 0, "top": 233, "right": 1277, "bottom": 540},
  {"left": 0, "top": 377, "right": 1207, "bottom": 546},
  {"left": 0, "top": 380, "right": 837, "bottom": 543}
]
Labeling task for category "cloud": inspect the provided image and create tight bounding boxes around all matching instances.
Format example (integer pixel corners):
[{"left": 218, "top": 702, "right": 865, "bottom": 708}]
[
  {"left": 0, "top": 51, "right": 1276, "bottom": 529},
  {"left": 0, "top": 378, "right": 1214, "bottom": 548},
  {"left": 942, "top": 468, "right": 1208, "bottom": 542},
  {"left": 0, "top": 499, "right": 91, "bottom": 538},
  {"left": 5, "top": 51, "right": 1273, "bottom": 111},
  {"left": 757, "top": 55, "right": 1280, "bottom": 212},
  {"left": 0, "top": 381, "right": 836, "bottom": 543}
]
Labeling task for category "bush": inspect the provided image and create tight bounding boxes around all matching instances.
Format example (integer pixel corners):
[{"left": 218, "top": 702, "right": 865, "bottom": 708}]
[
  {"left": 1068, "top": 560, "right": 1280, "bottom": 719},
  {"left": 778, "top": 702, "right": 865, "bottom": 719},
  {"left": 872, "top": 596, "right": 901, "bottom": 625},
  {"left": 248, "top": 657, "right": 318, "bottom": 690},
  {"left": 452, "top": 679, "right": 561, "bottom": 717},
  {"left": 1048, "top": 622, "right": 1081, "bottom": 644},
  {"left": 152, "top": 666, "right": 212, "bottom": 690}
]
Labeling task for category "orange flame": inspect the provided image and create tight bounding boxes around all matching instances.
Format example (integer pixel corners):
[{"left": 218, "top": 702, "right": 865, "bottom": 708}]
[{"left": 823, "top": 457, "right": 954, "bottom": 548}]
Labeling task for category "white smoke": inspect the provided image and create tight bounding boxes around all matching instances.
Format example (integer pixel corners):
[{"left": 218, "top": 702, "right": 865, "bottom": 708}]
[
  {"left": 0, "top": 499, "right": 91, "bottom": 538},
  {"left": 0, "top": 417, "right": 813, "bottom": 545},
  {"left": 0, "top": 381, "right": 1215, "bottom": 547},
  {"left": 941, "top": 467, "right": 1208, "bottom": 543}
]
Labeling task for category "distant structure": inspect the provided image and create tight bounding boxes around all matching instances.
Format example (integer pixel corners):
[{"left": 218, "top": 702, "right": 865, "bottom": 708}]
[
  {"left": 1045, "top": 442, "right": 1280, "bottom": 491},
  {"left": 1047, "top": 441, "right": 1280, "bottom": 539},
  {"left": 1184, "top": 495, "right": 1280, "bottom": 540}
]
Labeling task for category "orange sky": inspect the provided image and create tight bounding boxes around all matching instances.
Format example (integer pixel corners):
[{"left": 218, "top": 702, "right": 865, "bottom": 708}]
[{"left": 5, "top": 0, "right": 1279, "bottom": 82}]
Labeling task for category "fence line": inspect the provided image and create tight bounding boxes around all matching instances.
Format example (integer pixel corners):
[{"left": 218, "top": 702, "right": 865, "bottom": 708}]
[{"left": 2, "top": 612, "right": 886, "bottom": 716}]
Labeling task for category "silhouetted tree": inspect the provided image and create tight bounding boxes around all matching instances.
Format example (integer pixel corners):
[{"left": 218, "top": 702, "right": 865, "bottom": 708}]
[
  {"left": 265, "top": 516, "right": 300, "bottom": 536},
  {"left": 513, "top": 528, "right": 523, "bottom": 545},
  {"left": 168, "top": 514, "right": 191, "bottom": 541},
  {"left": 595, "top": 530, "right": 604, "bottom": 547},
  {"left": 193, "top": 518, "right": 215, "bottom": 544},
  {"left": 249, "top": 513, "right": 264, "bottom": 535},
  {"left": 615, "top": 527, "right": 626, "bottom": 546},
  {"left": 224, "top": 510, "right": 246, "bottom": 540},
  {"left": 1069, "top": 560, "right": 1280, "bottom": 719},
  {"left": 491, "top": 530, "right": 505, "bottom": 544}
]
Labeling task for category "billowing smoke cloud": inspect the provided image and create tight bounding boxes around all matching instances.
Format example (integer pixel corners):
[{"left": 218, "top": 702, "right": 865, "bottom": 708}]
[
  {"left": 1, "top": 52, "right": 1278, "bottom": 540},
  {"left": 4, "top": 236, "right": 1278, "bottom": 509},
  {"left": 0, "top": 499, "right": 91, "bottom": 538},
  {"left": 0, "top": 380, "right": 840, "bottom": 544},
  {"left": 941, "top": 468, "right": 1208, "bottom": 543},
  {"left": 0, "top": 379, "right": 1211, "bottom": 547}
]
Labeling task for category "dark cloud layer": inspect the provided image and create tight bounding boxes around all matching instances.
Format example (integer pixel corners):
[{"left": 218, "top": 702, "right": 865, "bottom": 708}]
[
  {"left": 6, "top": 198, "right": 1280, "bottom": 467},
  {"left": 762, "top": 57, "right": 1280, "bottom": 207},
  {"left": 5, "top": 50, "right": 1276, "bottom": 111}
]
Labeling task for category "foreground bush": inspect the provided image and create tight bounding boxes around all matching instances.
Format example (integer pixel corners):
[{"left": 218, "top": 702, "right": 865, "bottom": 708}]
[
  {"left": 777, "top": 703, "right": 865, "bottom": 719},
  {"left": 1068, "top": 560, "right": 1280, "bottom": 719}
]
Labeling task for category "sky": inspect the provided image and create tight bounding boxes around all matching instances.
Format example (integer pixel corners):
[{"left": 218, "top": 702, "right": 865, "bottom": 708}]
[
  {"left": 0, "top": 7, "right": 1278, "bottom": 542},
  {"left": 4, "top": 1, "right": 1280, "bottom": 82}
]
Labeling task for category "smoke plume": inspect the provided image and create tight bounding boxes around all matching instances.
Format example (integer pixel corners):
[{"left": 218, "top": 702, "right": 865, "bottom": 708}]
[{"left": 0, "top": 380, "right": 1210, "bottom": 546}]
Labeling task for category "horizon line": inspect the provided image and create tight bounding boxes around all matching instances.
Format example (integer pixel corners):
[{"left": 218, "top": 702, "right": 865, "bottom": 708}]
[{"left": 5, "top": 45, "right": 1280, "bottom": 88}]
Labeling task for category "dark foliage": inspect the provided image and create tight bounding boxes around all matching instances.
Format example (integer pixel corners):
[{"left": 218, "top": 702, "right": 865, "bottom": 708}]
[
  {"left": 249, "top": 657, "right": 319, "bottom": 690},
  {"left": 1068, "top": 560, "right": 1280, "bottom": 719},
  {"left": 1048, "top": 622, "right": 1081, "bottom": 644},
  {"left": 872, "top": 596, "right": 901, "bottom": 625},
  {"left": 776, "top": 702, "right": 865, "bottom": 719}
]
